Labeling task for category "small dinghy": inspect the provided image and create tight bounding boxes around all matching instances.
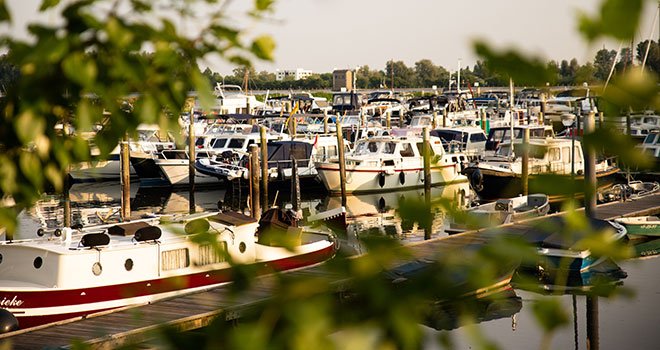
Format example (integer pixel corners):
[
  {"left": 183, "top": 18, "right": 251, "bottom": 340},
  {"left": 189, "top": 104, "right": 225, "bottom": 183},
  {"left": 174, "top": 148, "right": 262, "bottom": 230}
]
[
  {"left": 449, "top": 194, "right": 550, "bottom": 233},
  {"left": 614, "top": 216, "right": 660, "bottom": 238}
]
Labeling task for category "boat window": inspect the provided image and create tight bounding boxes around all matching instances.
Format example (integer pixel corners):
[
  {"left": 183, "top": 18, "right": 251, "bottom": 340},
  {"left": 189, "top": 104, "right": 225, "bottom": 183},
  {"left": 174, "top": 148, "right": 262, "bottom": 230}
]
[
  {"left": 400, "top": 143, "right": 415, "bottom": 157},
  {"left": 228, "top": 139, "right": 244, "bottom": 149},
  {"left": 162, "top": 248, "right": 190, "bottom": 271},
  {"left": 196, "top": 243, "right": 227, "bottom": 266},
  {"left": 511, "top": 144, "right": 546, "bottom": 158},
  {"left": 195, "top": 137, "right": 206, "bottom": 147},
  {"left": 470, "top": 133, "right": 486, "bottom": 142},
  {"left": 416, "top": 142, "right": 436, "bottom": 157},
  {"left": 212, "top": 138, "right": 228, "bottom": 149},
  {"left": 383, "top": 142, "right": 396, "bottom": 154},
  {"left": 549, "top": 148, "right": 561, "bottom": 161},
  {"left": 562, "top": 147, "right": 570, "bottom": 162},
  {"left": 643, "top": 134, "right": 657, "bottom": 144}
]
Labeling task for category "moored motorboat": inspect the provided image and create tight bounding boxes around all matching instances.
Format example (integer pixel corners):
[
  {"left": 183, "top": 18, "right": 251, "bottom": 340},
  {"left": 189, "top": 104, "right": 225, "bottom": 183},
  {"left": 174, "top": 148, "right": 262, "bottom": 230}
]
[
  {"left": 449, "top": 194, "right": 550, "bottom": 232},
  {"left": 463, "top": 137, "right": 620, "bottom": 201},
  {"left": 0, "top": 209, "right": 336, "bottom": 329},
  {"left": 614, "top": 216, "right": 660, "bottom": 237},
  {"left": 315, "top": 135, "right": 468, "bottom": 194},
  {"left": 514, "top": 217, "right": 627, "bottom": 273}
]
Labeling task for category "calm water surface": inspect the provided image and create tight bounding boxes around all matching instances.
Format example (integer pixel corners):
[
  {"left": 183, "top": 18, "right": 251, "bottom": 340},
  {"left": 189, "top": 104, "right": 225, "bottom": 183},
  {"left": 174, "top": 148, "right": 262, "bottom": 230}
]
[{"left": 15, "top": 183, "right": 660, "bottom": 349}]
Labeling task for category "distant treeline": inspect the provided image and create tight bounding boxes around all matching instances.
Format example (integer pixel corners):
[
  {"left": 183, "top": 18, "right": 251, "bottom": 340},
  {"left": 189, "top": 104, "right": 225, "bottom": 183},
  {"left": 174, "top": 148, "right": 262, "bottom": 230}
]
[
  {"left": 0, "top": 40, "right": 658, "bottom": 93},
  {"left": 207, "top": 40, "right": 660, "bottom": 91}
]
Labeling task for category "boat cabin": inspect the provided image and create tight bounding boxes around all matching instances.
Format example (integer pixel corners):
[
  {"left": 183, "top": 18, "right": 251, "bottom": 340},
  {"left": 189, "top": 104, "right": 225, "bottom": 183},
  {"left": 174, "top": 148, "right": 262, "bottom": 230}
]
[{"left": 485, "top": 125, "right": 554, "bottom": 151}]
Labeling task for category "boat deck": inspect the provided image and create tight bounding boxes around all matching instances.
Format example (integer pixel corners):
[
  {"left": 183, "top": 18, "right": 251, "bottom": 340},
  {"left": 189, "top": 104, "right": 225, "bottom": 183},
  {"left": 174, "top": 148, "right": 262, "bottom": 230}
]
[{"left": 2, "top": 194, "right": 659, "bottom": 350}]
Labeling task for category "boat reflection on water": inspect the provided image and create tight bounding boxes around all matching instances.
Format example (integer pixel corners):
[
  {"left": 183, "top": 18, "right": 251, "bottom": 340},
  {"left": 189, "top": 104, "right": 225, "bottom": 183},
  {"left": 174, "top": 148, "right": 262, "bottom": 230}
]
[
  {"left": 424, "top": 287, "right": 522, "bottom": 331},
  {"left": 314, "top": 183, "right": 472, "bottom": 255}
]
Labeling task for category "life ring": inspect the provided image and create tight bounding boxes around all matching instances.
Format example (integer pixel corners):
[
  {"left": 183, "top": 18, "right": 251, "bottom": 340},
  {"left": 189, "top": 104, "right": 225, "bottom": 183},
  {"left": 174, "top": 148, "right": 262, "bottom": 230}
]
[{"left": 469, "top": 169, "right": 484, "bottom": 192}]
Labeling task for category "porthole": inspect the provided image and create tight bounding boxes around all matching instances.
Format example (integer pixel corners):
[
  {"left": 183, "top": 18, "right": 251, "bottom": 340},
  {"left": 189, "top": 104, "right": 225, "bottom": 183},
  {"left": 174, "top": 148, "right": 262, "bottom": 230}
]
[
  {"left": 92, "top": 262, "right": 102, "bottom": 276},
  {"left": 125, "top": 259, "right": 134, "bottom": 271},
  {"left": 239, "top": 242, "right": 246, "bottom": 253},
  {"left": 33, "top": 257, "right": 43, "bottom": 269}
]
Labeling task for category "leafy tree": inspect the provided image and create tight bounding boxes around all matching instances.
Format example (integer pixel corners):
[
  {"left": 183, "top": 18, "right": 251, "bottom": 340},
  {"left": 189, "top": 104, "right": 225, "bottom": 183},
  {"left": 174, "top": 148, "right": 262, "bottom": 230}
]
[
  {"left": 385, "top": 60, "right": 415, "bottom": 88},
  {"left": 0, "top": 0, "right": 276, "bottom": 233},
  {"left": 414, "top": 59, "right": 445, "bottom": 88},
  {"left": 636, "top": 40, "right": 660, "bottom": 75},
  {"left": 594, "top": 48, "right": 618, "bottom": 81}
]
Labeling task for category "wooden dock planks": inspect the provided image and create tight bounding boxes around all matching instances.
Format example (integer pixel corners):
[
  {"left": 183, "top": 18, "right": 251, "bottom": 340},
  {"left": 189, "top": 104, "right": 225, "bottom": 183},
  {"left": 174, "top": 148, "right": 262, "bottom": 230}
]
[{"left": 1, "top": 193, "right": 659, "bottom": 350}]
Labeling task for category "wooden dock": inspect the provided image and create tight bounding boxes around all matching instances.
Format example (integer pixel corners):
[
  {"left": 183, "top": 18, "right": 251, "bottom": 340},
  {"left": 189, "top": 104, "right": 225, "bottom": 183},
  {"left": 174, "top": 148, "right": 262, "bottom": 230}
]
[{"left": 2, "top": 194, "right": 659, "bottom": 350}]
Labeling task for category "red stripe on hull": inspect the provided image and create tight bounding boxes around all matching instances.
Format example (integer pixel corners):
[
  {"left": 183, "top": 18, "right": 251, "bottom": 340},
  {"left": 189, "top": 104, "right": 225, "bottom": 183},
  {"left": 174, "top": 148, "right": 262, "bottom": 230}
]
[{"left": 1, "top": 245, "right": 336, "bottom": 329}]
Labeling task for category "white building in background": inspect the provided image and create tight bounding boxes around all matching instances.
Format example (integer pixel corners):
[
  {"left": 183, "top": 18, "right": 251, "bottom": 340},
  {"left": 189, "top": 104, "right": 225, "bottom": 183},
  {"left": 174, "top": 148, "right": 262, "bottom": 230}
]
[{"left": 276, "top": 68, "right": 313, "bottom": 81}]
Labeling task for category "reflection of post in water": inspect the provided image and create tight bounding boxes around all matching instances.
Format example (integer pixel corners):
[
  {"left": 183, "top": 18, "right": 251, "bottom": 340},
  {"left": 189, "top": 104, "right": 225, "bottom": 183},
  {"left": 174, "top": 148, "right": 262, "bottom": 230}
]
[
  {"left": 422, "top": 127, "right": 432, "bottom": 240},
  {"left": 586, "top": 296, "right": 599, "bottom": 350}
]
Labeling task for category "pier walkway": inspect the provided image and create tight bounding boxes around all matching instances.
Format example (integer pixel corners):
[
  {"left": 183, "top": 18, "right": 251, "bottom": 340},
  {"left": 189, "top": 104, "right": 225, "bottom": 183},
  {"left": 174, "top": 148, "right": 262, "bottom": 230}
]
[{"left": 2, "top": 194, "right": 659, "bottom": 350}]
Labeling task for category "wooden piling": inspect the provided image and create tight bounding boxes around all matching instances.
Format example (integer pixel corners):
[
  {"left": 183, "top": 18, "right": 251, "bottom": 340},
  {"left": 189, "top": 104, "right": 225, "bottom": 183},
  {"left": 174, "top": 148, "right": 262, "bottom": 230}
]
[
  {"left": 422, "top": 127, "right": 432, "bottom": 240},
  {"left": 63, "top": 167, "right": 71, "bottom": 228},
  {"left": 290, "top": 156, "right": 300, "bottom": 212},
  {"left": 249, "top": 145, "right": 261, "bottom": 220},
  {"left": 260, "top": 126, "right": 269, "bottom": 211},
  {"left": 188, "top": 117, "right": 196, "bottom": 214},
  {"left": 120, "top": 135, "right": 131, "bottom": 221},
  {"left": 480, "top": 109, "right": 487, "bottom": 133},
  {"left": 598, "top": 112, "right": 604, "bottom": 128},
  {"left": 386, "top": 111, "right": 391, "bottom": 130},
  {"left": 336, "top": 121, "right": 347, "bottom": 207},
  {"left": 432, "top": 112, "right": 438, "bottom": 129},
  {"left": 522, "top": 128, "right": 530, "bottom": 196},
  {"left": 323, "top": 110, "right": 329, "bottom": 134},
  {"left": 442, "top": 109, "right": 448, "bottom": 127},
  {"left": 584, "top": 112, "right": 597, "bottom": 217}
]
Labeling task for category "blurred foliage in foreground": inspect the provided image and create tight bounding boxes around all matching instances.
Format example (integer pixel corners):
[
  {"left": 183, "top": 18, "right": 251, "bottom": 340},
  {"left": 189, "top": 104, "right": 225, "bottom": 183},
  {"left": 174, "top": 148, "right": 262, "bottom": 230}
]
[{"left": 0, "top": 0, "right": 657, "bottom": 349}]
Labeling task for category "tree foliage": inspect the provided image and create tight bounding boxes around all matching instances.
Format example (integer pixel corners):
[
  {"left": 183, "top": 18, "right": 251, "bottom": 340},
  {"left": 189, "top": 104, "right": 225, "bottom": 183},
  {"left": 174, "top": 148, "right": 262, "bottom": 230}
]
[{"left": 0, "top": 0, "right": 275, "bottom": 233}]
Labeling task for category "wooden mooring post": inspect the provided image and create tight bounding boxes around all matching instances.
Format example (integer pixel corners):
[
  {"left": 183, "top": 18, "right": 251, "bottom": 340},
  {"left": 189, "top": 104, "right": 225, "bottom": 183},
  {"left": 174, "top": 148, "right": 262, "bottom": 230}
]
[
  {"left": 522, "top": 128, "right": 530, "bottom": 196},
  {"left": 249, "top": 145, "right": 261, "bottom": 220},
  {"left": 260, "top": 126, "right": 269, "bottom": 211},
  {"left": 584, "top": 112, "right": 597, "bottom": 217},
  {"left": 336, "top": 121, "right": 347, "bottom": 207},
  {"left": 290, "top": 156, "right": 300, "bottom": 213},
  {"left": 120, "top": 135, "right": 131, "bottom": 221},
  {"left": 323, "top": 110, "right": 329, "bottom": 134},
  {"left": 442, "top": 109, "right": 448, "bottom": 127},
  {"left": 188, "top": 118, "right": 196, "bottom": 214}
]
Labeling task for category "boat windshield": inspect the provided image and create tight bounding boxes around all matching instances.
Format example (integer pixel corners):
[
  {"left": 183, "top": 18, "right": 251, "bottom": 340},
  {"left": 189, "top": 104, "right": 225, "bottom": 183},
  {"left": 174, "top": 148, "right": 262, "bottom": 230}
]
[
  {"left": 211, "top": 138, "right": 229, "bottom": 149},
  {"left": 643, "top": 134, "right": 658, "bottom": 144},
  {"left": 354, "top": 140, "right": 397, "bottom": 155}
]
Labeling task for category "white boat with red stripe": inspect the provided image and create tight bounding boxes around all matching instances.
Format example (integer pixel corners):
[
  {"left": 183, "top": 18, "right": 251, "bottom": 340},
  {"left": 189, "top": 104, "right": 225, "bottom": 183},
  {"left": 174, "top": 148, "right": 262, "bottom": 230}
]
[
  {"left": 314, "top": 135, "right": 469, "bottom": 194},
  {"left": 0, "top": 209, "right": 336, "bottom": 330}
]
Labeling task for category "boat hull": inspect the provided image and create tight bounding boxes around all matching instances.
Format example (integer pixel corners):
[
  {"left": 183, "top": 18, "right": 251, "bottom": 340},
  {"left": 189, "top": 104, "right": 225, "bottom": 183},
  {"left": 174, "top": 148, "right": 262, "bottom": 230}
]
[
  {"left": 0, "top": 244, "right": 335, "bottom": 329},
  {"left": 315, "top": 162, "right": 468, "bottom": 194},
  {"left": 464, "top": 167, "right": 620, "bottom": 202}
]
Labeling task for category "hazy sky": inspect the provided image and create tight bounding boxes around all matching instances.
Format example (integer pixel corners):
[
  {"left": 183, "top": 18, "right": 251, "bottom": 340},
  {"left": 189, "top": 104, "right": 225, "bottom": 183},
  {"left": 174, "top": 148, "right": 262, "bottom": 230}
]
[{"left": 2, "top": 0, "right": 658, "bottom": 75}]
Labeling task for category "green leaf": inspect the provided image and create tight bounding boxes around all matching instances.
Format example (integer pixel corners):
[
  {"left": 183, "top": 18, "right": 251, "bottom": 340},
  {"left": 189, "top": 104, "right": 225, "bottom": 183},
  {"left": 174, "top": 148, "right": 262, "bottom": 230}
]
[
  {"left": 255, "top": 0, "right": 274, "bottom": 11},
  {"left": 251, "top": 35, "right": 275, "bottom": 61},
  {"left": 473, "top": 41, "right": 554, "bottom": 85},
  {"left": 577, "top": 0, "right": 643, "bottom": 42},
  {"left": 191, "top": 69, "right": 215, "bottom": 112},
  {"left": 0, "top": 0, "right": 11, "bottom": 22},
  {"left": 39, "top": 0, "right": 61, "bottom": 11},
  {"left": 62, "top": 52, "right": 98, "bottom": 87}
]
